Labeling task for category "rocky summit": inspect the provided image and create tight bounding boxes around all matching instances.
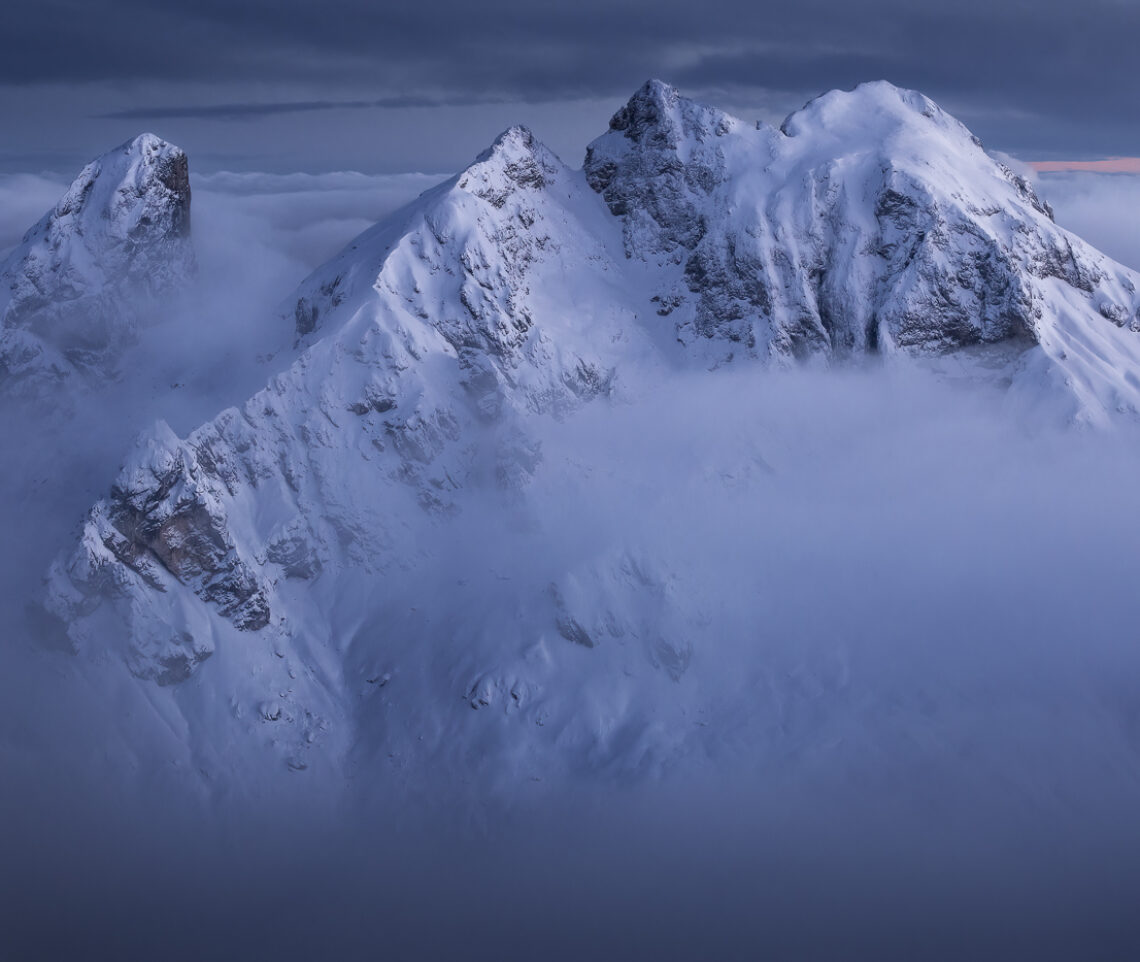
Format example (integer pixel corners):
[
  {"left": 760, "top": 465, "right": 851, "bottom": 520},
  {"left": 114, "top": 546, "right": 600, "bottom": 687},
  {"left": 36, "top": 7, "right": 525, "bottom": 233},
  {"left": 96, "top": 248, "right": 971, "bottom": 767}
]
[{"left": 0, "top": 133, "right": 195, "bottom": 389}]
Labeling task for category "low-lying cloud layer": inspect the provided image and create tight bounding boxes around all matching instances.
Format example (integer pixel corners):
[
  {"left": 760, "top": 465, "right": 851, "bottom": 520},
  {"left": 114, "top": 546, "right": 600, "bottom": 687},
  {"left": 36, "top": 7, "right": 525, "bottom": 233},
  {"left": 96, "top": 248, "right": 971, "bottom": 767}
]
[
  {"left": 5, "top": 365, "right": 1140, "bottom": 960},
  {"left": 4, "top": 159, "right": 1140, "bottom": 960},
  {"left": 1034, "top": 171, "right": 1140, "bottom": 272},
  {"left": 6, "top": 163, "right": 1135, "bottom": 281},
  {"left": 1, "top": 167, "right": 441, "bottom": 268}
]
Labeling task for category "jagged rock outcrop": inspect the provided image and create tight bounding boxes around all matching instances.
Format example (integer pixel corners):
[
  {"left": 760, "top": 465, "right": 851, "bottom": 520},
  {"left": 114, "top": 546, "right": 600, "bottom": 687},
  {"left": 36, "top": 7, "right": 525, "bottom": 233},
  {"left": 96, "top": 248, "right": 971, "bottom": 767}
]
[{"left": 0, "top": 133, "right": 195, "bottom": 388}]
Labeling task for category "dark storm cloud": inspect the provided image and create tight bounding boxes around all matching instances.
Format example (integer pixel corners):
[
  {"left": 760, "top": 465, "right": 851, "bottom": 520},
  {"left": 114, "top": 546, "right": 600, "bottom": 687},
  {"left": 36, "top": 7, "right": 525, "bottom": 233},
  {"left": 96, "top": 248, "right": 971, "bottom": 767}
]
[
  {"left": 4, "top": 0, "right": 1139, "bottom": 155},
  {"left": 99, "top": 94, "right": 513, "bottom": 121}
]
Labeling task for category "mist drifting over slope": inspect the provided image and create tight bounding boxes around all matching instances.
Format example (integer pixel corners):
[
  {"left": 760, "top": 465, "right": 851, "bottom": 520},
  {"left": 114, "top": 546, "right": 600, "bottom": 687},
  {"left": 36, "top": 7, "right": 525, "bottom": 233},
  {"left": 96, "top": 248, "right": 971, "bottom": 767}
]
[
  {"left": 1035, "top": 171, "right": 1140, "bottom": 273},
  {"left": 5, "top": 362, "right": 1140, "bottom": 958},
  {"left": 4, "top": 114, "right": 1140, "bottom": 958}
]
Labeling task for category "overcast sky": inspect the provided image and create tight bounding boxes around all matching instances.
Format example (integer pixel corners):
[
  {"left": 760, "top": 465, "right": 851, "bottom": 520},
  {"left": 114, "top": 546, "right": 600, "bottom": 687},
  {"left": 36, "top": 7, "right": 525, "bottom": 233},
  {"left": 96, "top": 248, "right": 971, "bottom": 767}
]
[{"left": 2, "top": 0, "right": 1139, "bottom": 175}]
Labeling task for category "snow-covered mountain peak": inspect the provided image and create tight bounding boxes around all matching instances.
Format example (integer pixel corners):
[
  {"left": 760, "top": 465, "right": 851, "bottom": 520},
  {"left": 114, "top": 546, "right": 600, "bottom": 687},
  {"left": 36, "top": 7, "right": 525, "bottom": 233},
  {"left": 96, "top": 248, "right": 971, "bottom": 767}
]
[
  {"left": 457, "top": 124, "right": 567, "bottom": 206},
  {"left": 287, "top": 124, "right": 580, "bottom": 342},
  {"left": 62, "top": 133, "right": 190, "bottom": 231},
  {"left": 14, "top": 132, "right": 192, "bottom": 275},
  {"left": 580, "top": 80, "right": 1140, "bottom": 404},
  {"left": 0, "top": 132, "right": 195, "bottom": 388},
  {"left": 469, "top": 124, "right": 556, "bottom": 175},
  {"left": 583, "top": 81, "right": 754, "bottom": 262},
  {"left": 604, "top": 78, "right": 740, "bottom": 149},
  {"left": 776, "top": 81, "right": 1053, "bottom": 216},
  {"left": 781, "top": 80, "right": 965, "bottom": 142}
]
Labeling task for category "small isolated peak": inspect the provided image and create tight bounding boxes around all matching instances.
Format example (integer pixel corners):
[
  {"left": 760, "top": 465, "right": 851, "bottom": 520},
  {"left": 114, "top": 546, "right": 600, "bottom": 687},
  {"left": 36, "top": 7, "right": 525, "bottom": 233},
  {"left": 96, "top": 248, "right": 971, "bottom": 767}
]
[
  {"left": 460, "top": 125, "right": 563, "bottom": 206},
  {"left": 476, "top": 124, "right": 543, "bottom": 165},
  {"left": 640, "top": 78, "right": 678, "bottom": 99},
  {"left": 103, "top": 133, "right": 189, "bottom": 184},
  {"left": 0, "top": 129, "right": 197, "bottom": 384},
  {"left": 584, "top": 81, "right": 739, "bottom": 231},
  {"left": 49, "top": 132, "right": 192, "bottom": 237},
  {"left": 603, "top": 79, "right": 737, "bottom": 148},
  {"left": 110, "top": 132, "right": 191, "bottom": 203},
  {"left": 610, "top": 79, "right": 681, "bottom": 131},
  {"left": 118, "top": 131, "right": 180, "bottom": 156}
]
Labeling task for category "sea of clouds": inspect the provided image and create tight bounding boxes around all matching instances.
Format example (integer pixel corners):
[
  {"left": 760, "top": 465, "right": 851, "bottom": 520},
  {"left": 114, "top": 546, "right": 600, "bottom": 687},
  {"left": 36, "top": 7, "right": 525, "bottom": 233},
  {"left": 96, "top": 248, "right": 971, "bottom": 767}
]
[{"left": 3, "top": 162, "right": 1140, "bottom": 960}]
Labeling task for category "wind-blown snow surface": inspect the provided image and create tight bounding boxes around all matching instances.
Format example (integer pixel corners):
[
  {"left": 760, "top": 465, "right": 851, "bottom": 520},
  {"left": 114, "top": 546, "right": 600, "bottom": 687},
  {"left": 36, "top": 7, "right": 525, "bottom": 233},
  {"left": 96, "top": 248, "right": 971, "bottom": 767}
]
[{"left": 6, "top": 80, "right": 1140, "bottom": 957}]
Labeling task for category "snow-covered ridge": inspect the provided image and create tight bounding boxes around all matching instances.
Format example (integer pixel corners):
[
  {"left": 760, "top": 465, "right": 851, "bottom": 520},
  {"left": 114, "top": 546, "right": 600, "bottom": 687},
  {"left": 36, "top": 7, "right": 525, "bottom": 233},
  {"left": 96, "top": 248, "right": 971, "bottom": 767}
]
[
  {"left": 45, "top": 116, "right": 642, "bottom": 694},
  {"left": 37, "top": 80, "right": 1140, "bottom": 786},
  {"left": 585, "top": 80, "right": 1140, "bottom": 412},
  {"left": 0, "top": 133, "right": 195, "bottom": 387}
]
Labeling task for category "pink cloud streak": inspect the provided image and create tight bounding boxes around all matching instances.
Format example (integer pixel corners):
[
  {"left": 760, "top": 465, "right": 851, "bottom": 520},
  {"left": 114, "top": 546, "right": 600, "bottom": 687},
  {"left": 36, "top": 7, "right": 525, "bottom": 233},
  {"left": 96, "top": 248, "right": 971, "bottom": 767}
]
[{"left": 1029, "top": 157, "right": 1140, "bottom": 173}]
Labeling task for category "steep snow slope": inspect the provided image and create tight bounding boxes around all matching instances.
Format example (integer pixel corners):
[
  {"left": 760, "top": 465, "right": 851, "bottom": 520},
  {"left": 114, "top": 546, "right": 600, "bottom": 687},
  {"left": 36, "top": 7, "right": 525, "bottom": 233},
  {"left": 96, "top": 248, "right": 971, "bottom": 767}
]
[
  {"left": 42, "top": 126, "right": 659, "bottom": 780},
  {"left": 0, "top": 133, "right": 195, "bottom": 388},
  {"left": 35, "top": 81, "right": 1140, "bottom": 797}
]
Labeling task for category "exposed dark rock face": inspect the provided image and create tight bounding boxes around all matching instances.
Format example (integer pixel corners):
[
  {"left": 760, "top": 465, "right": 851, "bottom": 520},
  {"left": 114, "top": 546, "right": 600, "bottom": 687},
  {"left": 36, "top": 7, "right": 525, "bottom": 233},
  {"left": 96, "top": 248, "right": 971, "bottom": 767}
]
[
  {"left": 869, "top": 172, "right": 1037, "bottom": 351},
  {"left": 585, "top": 80, "right": 731, "bottom": 257},
  {"left": 153, "top": 149, "right": 192, "bottom": 236},
  {"left": 104, "top": 447, "right": 270, "bottom": 631}
]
